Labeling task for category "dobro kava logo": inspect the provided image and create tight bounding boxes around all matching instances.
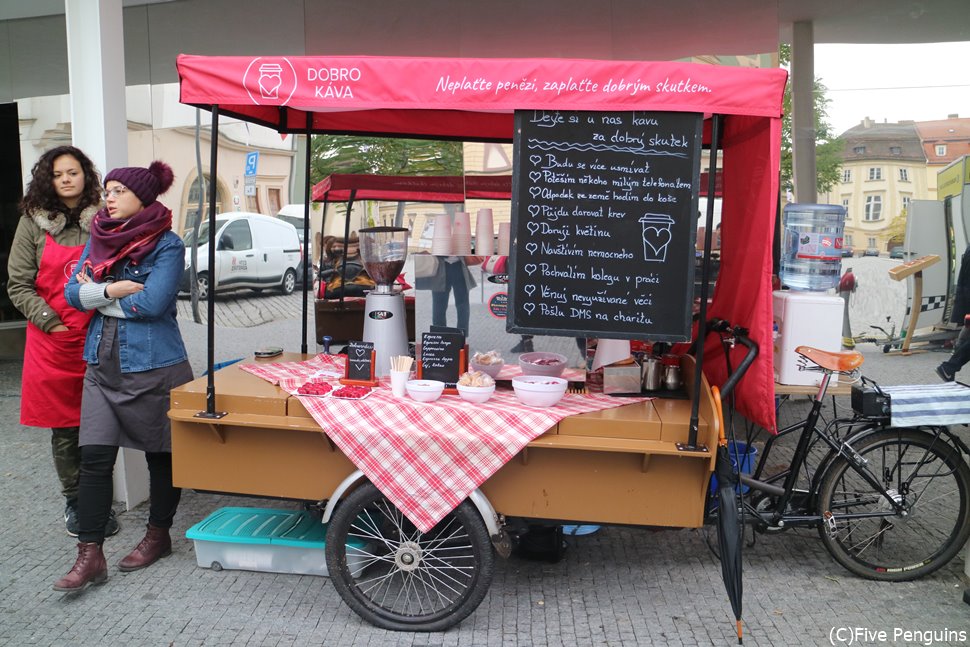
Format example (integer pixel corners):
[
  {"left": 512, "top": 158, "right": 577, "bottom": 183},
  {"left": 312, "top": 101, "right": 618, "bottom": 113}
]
[
  {"left": 243, "top": 57, "right": 298, "bottom": 105},
  {"left": 243, "top": 57, "right": 363, "bottom": 104}
]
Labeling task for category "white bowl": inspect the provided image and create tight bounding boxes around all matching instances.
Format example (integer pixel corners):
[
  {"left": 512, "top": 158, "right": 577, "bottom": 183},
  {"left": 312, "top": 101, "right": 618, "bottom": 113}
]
[
  {"left": 518, "top": 352, "right": 568, "bottom": 377},
  {"left": 406, "top": 379, "right": 445, "bottom": 403},
  {"left": 456, "top": 383, "right": 496, "bottom": 404},
  {"left": 470, "top": 358, "right": 504, "bottom": 379},
  {"left": 512, "top": 376, "right": 568, "bottom": 407}
]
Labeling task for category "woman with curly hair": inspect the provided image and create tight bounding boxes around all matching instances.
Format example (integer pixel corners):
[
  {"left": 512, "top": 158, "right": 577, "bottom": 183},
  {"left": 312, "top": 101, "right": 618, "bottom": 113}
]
[
  {"left": 54, "top": 161, "right": 193, "bottom": 592},
  {"left": 7, "top": 146, "right": 119, "bottom": 538}
]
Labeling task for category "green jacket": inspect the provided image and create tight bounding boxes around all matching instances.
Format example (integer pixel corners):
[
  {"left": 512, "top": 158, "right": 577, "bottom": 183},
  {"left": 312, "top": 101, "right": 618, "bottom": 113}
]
[{"left": 7, "top": 206, "right": 98, "bottom": 332}]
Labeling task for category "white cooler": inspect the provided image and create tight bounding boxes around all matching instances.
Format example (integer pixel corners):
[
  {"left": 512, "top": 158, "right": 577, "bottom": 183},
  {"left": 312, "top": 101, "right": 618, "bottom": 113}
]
[{"left": 773, "top": 290, "right": 843, "bottom": 386}]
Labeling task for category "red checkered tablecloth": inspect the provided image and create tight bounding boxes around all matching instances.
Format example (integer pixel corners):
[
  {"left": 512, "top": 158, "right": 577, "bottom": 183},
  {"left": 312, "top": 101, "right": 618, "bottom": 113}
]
[
  {"left": 240, "top": 355, "right": 346, "bottom": 383},
  {"left": 244, "top": 355, "right": 644, "bottom": 532}
]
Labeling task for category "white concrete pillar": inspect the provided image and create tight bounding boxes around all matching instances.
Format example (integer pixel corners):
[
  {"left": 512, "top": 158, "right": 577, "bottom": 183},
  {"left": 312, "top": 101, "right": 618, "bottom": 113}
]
[
  {"left": 791, "top": 20, "right": 817, "bottom": 204},
  {"left": 65, "top": 0, "right": 149, "bottom": 511}
]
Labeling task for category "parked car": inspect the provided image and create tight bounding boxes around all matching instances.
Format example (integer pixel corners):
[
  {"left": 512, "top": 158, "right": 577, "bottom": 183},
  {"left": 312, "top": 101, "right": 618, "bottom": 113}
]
[
  {"left": 180, "top": 212, "right": 302, "bottom": 299},
  {"left": 841, "top": 246, "right": 854, "bottom": 258},
  {"left": 889, "top": 247, "right": 905, "bottom": 259},
  {"left": 863, "top": 247, "right": 880, "bottom": 257}
]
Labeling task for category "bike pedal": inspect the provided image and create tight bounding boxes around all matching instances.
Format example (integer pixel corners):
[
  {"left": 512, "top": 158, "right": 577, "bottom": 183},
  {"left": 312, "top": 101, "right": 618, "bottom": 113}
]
[{"left": 822, "top": 510, "right": 838, "bottom": 537}]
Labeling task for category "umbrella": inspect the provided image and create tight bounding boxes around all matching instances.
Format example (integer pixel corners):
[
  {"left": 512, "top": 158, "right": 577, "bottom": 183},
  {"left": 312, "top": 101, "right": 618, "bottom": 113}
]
[{"left": 712, "top": 386, "right": 744, "bottom": 644}]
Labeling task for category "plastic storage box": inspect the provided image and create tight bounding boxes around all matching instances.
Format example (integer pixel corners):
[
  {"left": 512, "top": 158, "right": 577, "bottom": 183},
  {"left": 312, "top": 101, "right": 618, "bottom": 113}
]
[
  {"left": 185, "top": 507, "right": 367, "bottom": 577},
  {"left": 773, "top": 290, "right": 843, "bottom": 386}
]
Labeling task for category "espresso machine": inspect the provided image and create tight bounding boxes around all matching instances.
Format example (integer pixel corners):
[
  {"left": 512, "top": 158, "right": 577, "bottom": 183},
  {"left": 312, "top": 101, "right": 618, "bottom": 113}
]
[{"left": 359, "top": 226, "right": 409, "bottom": 376}]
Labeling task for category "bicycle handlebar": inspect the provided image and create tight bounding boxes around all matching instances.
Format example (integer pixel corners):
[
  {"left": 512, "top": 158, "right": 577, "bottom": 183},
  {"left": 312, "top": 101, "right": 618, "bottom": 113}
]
[{"left": 707, "top": 319, "right": 759, "bottom": 400}]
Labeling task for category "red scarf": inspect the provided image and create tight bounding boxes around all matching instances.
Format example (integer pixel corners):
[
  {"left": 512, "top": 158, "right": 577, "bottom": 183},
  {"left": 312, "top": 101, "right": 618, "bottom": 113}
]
[{"left": 84, "top": 201, "right": 173, "bottom": 280}]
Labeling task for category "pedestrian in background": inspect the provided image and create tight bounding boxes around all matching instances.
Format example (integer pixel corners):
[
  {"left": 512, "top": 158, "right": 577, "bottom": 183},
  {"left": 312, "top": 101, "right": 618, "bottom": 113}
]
[
  {"left": 54, "top": 161, "right": 193, "bottom": 592},
  {"left": 937, "top": 246, "right": 970, "bottom": 381},
  {"left": 6, "top": 146, "right": 119, "bottom": 538}
]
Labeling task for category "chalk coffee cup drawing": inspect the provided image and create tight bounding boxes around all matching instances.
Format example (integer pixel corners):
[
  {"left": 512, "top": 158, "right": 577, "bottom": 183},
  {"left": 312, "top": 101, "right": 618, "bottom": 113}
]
[{"left": 639, "top": 214, "right": 675, "bottom": 262}]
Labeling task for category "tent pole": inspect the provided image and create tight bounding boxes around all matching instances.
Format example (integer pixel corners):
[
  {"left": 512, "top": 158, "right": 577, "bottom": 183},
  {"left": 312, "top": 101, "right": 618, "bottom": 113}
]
[
  {"left": 338, "top": 189, "right": 356, "bottom": 308},
  {"left": 685, "top": 113, "right": 723, "bottom": 450},
  {"left": 301, "top": 117, "right": 312, "bottom": 354},
  {"left": 199, "top": 105, "right": 226, "bottom": 419}
]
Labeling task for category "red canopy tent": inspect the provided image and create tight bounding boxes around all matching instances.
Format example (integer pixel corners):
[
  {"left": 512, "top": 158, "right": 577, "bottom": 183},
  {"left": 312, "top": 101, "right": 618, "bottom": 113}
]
[
  {"left": 177, "top": 54, "right": 785, "bottom": 433},
  {"left": 311, "top": 174, "right": 511, "bottom": 203}
]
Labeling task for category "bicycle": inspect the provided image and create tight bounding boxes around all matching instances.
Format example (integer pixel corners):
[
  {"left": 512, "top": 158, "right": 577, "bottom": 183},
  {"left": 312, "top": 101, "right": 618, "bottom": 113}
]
[{"left": 708, "top": 323, "right": 970, "bottom": 581}]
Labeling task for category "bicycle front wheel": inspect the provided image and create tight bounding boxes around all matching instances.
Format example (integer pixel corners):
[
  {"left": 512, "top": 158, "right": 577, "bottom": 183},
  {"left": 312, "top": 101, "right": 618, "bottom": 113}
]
[{"left": 817, "top": 428, "right": 970, "bottom": 581}]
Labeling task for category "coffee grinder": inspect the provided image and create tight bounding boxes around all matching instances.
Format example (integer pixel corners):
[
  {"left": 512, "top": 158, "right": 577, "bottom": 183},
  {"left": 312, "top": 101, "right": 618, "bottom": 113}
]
[{"left": 359, "top": 226, "right": 409, "bottom": 376}]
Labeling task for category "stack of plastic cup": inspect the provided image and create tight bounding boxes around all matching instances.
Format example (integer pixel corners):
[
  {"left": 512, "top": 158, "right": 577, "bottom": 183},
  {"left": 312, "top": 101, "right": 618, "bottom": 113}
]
[
  {"left": 452, "top": 211, "right": 472, "bottom": 255},
  {"left": 497, "top": 222, "right": 511, "bottom": 256},
  {"left": 476, "top": 208, "right": 494, "bottom": 255},
  {"left": 431, "top": 214, "right": 453, "bottom": 255}
]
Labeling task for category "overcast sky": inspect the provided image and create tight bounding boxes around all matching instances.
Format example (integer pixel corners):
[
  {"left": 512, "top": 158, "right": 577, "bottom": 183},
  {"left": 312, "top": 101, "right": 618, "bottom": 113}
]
[{"left": 813, "top": 41, "right": 970, "bottom": 136}]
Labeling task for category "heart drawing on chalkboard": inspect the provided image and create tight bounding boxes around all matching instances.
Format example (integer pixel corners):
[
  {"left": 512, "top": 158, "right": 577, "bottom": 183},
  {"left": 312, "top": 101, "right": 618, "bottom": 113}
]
[
  {"left": 528, "top": 205, "right": 540, "bottom": 217},
  {"left": 524, "top": 284, "right": 536, "bottom": 296},
  {"left": 353, "top": 347, "right": 367, "bottom": 359},
  {"left": 642, "top": 227, "right": 672, "bottom": 261},
  {"left": 529, "top": 171, "right": 541, "bottom": 182},
  {"left": 530, "top": 155, "right": 542, "bottom": 165},
  {"left": 529, "top": 187, "right": 542, "bottom": 198},
  {"left": 523, "top": 302, "right": 535, "bottom": 315},
  {"left": 525, "top": 242, "right": 538, "bottom": 254},
  {"left": 527, "top": 222, "right": 540, "bottom": 235},
  {"left": 524, "top": 263, "right": 538, "bottom": 276}
]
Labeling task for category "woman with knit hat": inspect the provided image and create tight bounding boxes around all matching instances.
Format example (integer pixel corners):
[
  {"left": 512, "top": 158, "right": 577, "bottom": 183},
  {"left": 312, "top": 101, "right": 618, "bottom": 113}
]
[{"left": 54, "top": 161, "right": 193, "bottom": 592}]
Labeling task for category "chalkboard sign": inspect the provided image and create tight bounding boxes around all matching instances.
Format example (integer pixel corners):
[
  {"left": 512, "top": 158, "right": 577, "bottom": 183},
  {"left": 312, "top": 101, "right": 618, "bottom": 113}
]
[
  {"left": 340, "top": 340, "right": 378, "bottom": 386},
  {"left": 419, "top": 332, "right": 465, "bottom": 387},
  {"left": 508, "top": 110, "right": 702, "bottom": 341}
]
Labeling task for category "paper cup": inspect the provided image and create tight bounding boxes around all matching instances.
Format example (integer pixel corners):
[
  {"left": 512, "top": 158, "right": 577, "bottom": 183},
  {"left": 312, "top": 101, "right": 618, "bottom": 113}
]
[{"left": 390, "top": 370, "right": 410, "bottom": 398}]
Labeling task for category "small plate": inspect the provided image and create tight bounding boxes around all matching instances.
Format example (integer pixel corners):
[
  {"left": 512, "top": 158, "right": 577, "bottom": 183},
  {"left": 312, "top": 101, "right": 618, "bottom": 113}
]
[{"left": 332, "top": 385, "right": 374, "bottom": 400}]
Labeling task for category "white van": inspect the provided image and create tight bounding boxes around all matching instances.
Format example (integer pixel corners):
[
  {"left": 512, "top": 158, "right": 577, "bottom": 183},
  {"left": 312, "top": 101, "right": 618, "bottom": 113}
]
[{"left": 181, "top": 212, "right": 302, "bottom": 298}]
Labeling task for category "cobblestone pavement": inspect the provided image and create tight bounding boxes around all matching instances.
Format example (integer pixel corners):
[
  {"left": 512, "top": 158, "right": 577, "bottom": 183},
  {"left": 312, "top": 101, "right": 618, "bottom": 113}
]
[{"left": 3, "top": 289, "right": 969, "bottom": 646}]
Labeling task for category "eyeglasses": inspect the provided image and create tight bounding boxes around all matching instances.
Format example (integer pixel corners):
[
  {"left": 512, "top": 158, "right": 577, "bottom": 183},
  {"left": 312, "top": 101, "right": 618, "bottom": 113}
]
[{"left": 101, "top": 187, "right": 128, "bottom": 200}]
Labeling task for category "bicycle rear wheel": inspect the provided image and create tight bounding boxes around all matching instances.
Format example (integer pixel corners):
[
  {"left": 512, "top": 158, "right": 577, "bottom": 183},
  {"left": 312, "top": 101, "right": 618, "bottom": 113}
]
[{"left": 817, "top": 428, "right": 970, "bottom": 581}]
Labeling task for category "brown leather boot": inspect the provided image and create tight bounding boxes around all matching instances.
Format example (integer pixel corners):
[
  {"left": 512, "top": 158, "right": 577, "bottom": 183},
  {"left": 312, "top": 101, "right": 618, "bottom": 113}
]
[
  {"left": 118, "top": 524, "right": 172, "bottom": 572},
  {"left": 53, "top": 542, "right": 108, "bottom": 592}
]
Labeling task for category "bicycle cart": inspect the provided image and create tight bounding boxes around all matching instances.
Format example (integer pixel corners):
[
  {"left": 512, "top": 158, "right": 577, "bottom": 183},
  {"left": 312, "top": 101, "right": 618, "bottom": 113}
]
[{"left": 170, "top": 55, "right": 969, "bottom": 636}]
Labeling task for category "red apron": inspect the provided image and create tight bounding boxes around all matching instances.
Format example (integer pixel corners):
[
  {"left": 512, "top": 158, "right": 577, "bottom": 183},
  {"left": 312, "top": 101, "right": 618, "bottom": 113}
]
[{"left": 20, "top": 234, "right": 95, "bottom": 427}]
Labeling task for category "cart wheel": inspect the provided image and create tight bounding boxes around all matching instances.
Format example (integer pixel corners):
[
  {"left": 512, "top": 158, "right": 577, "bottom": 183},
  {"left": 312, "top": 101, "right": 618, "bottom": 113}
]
[
  {"left": 210, "top": 561, "right": 223, "bottom": 571},
  {"left": 882, "top": 344, "right": 892, "bottom": 353},
  {"left": 325, "top": 482, "right": 494, "bottom": 631}
]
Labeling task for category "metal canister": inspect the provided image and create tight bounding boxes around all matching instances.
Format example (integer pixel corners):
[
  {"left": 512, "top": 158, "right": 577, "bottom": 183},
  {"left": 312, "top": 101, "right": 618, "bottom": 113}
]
[
  {"left": 663, "top": 364, "right": 682, "bottom": 390},
  {"left": 642, "top": 357, "right": 663, "bottom": 391}
]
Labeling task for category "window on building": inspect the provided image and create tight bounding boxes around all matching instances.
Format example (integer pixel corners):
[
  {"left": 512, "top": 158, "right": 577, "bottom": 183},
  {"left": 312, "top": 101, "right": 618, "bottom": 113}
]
[
  {"left": 865, "top": 195, "right": 882, "bottom": 221},
  {"left": 890, "top": 146, "right": 902, "bottom": 155},
  {"left": 868, "top": 167, "right": 882, "bottom": 181},
  {"left": 181, "top": 174, "right": 225, "bottom": 233},
  {"left": 868, "top": 237, "right": 876, "bottom": 248},
  {"left": 936, "top": 144, "right": 947, "bottom": 156},
  {"left": 845, "top": 234, "right": 854, "bottom": 247},
  {"left": 853, "top": 146, "right": 866, "bottom": 154},
  {"left": 268, "top": 188, "right": 281, "bottom": 215},
  {"left": 902, "top": 195, "right": 911, "bottom": 212},
  {"left": 842, "top": 198, "right": 850, "bottom": 218},
  {"left": 842, "top": 168, "right": 852, "bottom": 182},
  {"left": 899, "top": 168, "right": 909, "bottom": 182}
]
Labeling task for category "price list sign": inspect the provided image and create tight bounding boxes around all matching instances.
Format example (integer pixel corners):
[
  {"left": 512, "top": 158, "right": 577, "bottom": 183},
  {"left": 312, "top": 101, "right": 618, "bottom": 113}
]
[{"left": 508, "top": 110, "right": 702, "bottom": 341}]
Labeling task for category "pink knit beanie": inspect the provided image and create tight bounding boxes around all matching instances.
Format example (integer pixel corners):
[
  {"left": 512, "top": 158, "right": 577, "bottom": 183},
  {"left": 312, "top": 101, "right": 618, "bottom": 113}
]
[{"left": 104, "top": 160, "right": 175, "bottom": 205}]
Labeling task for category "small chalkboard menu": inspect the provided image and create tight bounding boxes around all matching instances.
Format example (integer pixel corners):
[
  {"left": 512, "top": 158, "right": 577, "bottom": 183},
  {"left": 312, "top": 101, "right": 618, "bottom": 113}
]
[
  {"left": 340, "top": 340, "right": 378, "bottom": 386},
  {"left": 418, "top": 331, "right": 466, "bottom": 387},
  {"left": 508, "top": 110, "right": 702, "bottom": 341}
]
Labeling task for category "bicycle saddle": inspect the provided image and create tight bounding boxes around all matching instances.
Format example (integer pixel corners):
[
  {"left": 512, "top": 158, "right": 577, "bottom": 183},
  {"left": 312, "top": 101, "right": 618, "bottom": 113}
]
[{"left": 795, "top": 346, "right": 864, "bottom": 373}]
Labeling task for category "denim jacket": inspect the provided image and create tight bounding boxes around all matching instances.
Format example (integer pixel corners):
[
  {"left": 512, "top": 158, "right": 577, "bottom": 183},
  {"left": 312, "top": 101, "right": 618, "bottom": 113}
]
[{"left": 65, "top": 231, "right": 188, "bottom": 373}]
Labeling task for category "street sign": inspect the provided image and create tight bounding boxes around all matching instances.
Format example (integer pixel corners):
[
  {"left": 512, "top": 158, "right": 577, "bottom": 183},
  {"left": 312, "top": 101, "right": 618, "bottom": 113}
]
[
  {"left": 244, "top": 151, "right": 259, "bottom": 177},
  {"left": 244, "top": 185, "right": 256, "bottom": 197}
]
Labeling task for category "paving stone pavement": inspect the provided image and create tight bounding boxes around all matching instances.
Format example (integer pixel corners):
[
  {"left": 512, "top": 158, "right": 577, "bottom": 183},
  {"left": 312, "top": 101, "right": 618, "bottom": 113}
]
[{"left": 3, "top": 288, "right": 970, "bottom": 646}]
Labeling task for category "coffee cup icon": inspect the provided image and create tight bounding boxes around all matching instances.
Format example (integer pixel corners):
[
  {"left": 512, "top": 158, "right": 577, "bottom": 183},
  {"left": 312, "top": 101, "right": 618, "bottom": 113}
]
[
  {"left": 639, "top": 214, "right": 674, "bottom": 262},
  {"left": 258, "top": 63, "right": 283, "bottom": 99}
]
